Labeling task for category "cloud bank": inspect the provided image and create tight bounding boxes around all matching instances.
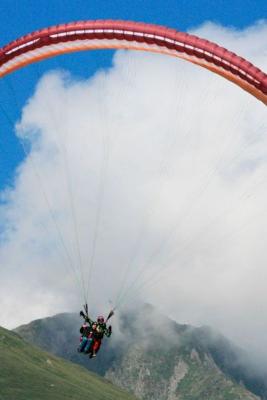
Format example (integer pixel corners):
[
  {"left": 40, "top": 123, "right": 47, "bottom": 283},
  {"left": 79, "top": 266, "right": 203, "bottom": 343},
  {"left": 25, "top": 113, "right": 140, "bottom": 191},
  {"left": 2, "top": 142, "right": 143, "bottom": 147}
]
[{"left": 0, "top": 21, "right": 266, "bottom": 360}]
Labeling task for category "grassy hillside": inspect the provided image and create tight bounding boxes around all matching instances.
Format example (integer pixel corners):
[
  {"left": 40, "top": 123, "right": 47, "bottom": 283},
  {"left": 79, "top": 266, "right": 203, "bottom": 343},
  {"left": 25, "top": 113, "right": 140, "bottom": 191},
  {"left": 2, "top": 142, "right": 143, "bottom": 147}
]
[{"left": 0, "top": 326, "right": 136, "bottom": 400}]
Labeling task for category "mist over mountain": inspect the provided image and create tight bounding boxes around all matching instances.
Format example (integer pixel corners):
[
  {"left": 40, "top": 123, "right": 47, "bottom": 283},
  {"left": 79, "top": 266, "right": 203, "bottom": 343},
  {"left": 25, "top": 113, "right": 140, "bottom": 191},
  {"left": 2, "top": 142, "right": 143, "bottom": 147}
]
[{"left": 15, "top": 304, "right": 267, "bottom": 399}]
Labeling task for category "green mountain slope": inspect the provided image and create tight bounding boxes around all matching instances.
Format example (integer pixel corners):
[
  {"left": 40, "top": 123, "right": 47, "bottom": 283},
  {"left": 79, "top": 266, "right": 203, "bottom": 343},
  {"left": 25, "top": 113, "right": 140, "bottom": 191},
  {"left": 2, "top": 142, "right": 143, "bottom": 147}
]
[
  {"left": 0, "top": 326, "right": 136, "bottom": 400},
  {"left": 15, "top": 306, "right": 265, "bottom": 400}
]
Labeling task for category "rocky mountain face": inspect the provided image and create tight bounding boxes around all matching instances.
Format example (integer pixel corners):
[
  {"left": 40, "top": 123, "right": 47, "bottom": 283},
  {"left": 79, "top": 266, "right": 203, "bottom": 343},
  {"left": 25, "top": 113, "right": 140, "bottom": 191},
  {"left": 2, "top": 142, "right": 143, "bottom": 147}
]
[
  {"left": 106, "top": 344, "right": 257, "bottom": 400},
  {"left": 15, "top": 305, "right": 267, "bottom": 400}
]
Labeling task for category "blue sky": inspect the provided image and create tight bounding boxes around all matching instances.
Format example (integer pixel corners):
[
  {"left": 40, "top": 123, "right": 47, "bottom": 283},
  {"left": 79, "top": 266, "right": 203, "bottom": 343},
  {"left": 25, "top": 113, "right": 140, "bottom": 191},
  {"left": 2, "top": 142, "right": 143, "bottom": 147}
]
[
  {"left": 1, "top": 0, "right": 267, "bottom": 41},
  {"left": 0, "top": 0, "right": 266, "bottom": 188}
]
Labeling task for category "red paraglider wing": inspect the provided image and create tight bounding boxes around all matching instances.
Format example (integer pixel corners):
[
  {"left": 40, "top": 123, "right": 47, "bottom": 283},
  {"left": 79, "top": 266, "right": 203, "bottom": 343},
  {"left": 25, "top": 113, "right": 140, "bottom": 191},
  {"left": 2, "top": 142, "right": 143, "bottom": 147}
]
[{"left": 0, "top": 20, "right": 266, "bottom": 104}]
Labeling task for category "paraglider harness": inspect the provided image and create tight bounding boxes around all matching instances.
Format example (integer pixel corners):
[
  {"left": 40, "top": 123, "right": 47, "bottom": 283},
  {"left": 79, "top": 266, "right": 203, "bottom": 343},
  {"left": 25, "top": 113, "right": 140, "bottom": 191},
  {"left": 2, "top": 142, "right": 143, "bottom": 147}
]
[{"left": 79, "top": 304, "right": 113, "bottom": 357}]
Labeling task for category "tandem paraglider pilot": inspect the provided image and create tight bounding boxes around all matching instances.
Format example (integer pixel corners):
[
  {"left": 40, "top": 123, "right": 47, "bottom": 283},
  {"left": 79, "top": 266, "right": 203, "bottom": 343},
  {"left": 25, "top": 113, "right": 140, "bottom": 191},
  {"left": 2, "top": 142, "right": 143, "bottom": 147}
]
[{"left": 78, "top": 306, "right": 113, "bottom": 358}]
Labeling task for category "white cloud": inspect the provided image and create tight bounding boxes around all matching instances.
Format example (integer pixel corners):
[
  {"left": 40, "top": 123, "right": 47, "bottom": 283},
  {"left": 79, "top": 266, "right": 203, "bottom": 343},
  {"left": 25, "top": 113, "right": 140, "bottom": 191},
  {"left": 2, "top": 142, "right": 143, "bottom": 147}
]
[{"left": 0, "top": 22, "right": 267, "bottom": 363}]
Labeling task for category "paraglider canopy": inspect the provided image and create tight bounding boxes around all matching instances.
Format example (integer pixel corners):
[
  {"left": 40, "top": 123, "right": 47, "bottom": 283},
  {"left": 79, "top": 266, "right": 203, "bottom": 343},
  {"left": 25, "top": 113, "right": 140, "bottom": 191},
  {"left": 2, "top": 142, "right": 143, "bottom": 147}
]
[{"left": 0, "top": 20, "right": 266, "bottom": 104}]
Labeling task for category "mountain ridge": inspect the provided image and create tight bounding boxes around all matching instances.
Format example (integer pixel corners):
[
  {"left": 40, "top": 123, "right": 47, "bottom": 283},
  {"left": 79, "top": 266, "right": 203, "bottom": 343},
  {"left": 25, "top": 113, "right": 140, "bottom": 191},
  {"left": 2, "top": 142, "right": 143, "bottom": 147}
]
[{"left": 14, "top": 305, "right": 266, "bottom": 400}]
